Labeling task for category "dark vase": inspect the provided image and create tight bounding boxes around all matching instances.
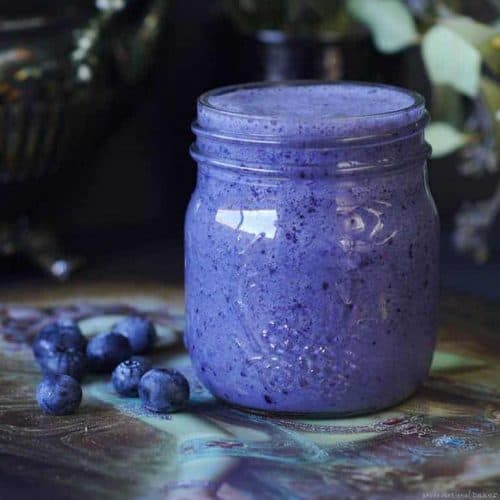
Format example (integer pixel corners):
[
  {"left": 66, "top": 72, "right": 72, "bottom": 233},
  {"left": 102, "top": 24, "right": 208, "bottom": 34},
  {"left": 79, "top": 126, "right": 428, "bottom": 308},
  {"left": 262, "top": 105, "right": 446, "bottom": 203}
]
[{"left": 237, "top": 29, "right": 377, "bottom": 82}]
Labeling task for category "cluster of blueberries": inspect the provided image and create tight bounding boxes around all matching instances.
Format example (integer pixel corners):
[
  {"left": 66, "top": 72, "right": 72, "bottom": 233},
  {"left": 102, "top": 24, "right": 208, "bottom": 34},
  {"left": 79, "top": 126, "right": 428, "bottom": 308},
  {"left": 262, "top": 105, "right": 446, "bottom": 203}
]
[{"left": 33, "top": 316, "right": 190, "bottom": 416}]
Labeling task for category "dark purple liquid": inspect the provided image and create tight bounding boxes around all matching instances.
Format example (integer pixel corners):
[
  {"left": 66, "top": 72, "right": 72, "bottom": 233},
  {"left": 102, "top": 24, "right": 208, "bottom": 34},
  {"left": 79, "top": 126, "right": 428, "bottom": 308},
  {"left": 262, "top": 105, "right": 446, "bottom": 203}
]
[{"left": 186, "top": 82, "right": 439, "bottom": 415}]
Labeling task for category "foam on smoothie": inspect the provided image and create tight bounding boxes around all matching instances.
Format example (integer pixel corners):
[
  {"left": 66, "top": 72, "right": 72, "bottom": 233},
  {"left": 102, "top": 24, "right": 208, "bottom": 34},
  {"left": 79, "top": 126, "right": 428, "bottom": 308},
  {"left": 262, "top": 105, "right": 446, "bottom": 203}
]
[{"left": 198, "top": 82, "right": 426, "bottom": 140}]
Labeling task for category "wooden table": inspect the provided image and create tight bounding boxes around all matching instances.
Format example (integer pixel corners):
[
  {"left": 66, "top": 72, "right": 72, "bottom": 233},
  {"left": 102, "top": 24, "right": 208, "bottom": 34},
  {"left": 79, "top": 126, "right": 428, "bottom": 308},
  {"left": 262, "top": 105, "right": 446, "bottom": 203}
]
[{"left": 0, "top": 281, "right": 499, "bottom": 499}]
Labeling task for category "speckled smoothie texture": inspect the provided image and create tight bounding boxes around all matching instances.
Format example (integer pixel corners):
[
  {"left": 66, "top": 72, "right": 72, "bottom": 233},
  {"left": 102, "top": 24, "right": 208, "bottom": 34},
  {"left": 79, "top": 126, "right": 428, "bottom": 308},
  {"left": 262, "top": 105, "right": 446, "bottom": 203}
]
[{"left": 186, "top": 82, "right": 439, "bottom": 415}]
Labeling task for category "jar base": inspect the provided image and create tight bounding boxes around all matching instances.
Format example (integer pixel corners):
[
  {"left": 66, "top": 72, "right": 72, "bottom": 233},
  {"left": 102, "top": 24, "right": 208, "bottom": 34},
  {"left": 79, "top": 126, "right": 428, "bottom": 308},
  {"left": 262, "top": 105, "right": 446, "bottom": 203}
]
[{"left": 216, "top": 389, "right": 419, "bottom": 420}]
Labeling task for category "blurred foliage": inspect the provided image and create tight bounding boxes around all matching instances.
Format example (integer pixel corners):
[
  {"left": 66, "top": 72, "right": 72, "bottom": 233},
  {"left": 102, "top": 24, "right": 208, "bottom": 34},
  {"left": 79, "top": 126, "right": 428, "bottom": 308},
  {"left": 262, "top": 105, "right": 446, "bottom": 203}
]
[
  {"left": 425, "top": 123, "right": 471, "bottom": 158},
  {"left": 349, "top": 0, "right": 500, "bottom": 262},
  {"left": 222, "top": 0, "right": 500, "bottom": 262},
  {"left": 347, "top": 0, "right": 419, "bottom": 52}
]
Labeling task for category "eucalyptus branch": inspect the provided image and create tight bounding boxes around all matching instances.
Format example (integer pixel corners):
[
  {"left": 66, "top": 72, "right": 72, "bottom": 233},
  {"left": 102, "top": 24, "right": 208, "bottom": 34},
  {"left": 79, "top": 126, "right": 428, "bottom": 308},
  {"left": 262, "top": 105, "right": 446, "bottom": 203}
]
[{"left": 221, "top": 0, "right": 500, "bottom": 262}]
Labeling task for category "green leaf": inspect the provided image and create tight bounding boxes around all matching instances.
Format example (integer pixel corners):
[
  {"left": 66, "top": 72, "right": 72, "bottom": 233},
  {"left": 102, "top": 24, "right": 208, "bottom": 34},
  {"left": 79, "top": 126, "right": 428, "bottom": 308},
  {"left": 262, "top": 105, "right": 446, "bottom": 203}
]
[
  {"left": 443, "top": 16, "right": 500, "bottom": 74},
  {"left": 443, "top": 16, "right": 497, "bottom": 46},
  {"left": 347, "top": 0, "right": 418, "bottom": 53},
  {"left": 425, "top": 122, "right": 470, "bottom": 158},
  {"left": 422, "top": 25, "right": 481, "bottom": 97}
]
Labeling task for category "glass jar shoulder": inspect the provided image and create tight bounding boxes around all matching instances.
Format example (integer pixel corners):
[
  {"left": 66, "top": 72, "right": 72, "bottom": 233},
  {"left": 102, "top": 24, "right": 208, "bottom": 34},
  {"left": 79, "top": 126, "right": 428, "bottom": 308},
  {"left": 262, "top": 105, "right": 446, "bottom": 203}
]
[{"left": 186, "top": 163, "right": 438, "bottom": 250}]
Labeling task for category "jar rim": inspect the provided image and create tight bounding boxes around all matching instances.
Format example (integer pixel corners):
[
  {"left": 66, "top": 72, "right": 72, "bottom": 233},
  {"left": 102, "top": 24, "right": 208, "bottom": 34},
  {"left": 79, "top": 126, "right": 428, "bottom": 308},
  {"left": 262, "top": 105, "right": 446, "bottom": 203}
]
[
  {"left": 194, "top": 81, "right": 430, "bottom": 175},
  {"left": 200, "top": 80, "right": 424, "bottom": 120},
  {"left": 197, "top": 80, "right": 427, "bottom": 143}
]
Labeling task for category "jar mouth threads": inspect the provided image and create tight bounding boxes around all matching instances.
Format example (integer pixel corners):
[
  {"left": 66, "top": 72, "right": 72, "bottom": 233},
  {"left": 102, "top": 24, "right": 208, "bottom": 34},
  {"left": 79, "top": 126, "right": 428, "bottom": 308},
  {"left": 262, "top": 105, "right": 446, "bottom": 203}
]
[
  {"left": 189, "top": 144, "right": 430, "bottom": 177},
  {"left": 196, "top": 80, "right": 427, "bottom": 144},
  {"left": 192, "top": 81, "right": 430, "bottom": 175},
  {"left": 191, "top": 115, "right": 429, "bottom": 147}
]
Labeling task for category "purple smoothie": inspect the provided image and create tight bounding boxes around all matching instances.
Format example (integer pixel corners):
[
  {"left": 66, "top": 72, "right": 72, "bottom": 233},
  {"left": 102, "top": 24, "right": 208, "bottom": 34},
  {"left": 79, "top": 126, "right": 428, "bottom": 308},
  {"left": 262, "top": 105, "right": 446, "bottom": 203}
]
[{"left": 186, "top": 82, "right": 439, "bottom": 415}]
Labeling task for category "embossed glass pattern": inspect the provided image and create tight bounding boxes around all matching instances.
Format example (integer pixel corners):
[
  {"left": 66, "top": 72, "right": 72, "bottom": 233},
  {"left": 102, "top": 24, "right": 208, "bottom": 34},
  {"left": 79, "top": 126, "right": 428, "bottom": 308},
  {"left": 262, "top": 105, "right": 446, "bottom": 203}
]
[{"left": 186, "top": 81, "right": 439, "bottom": 416}]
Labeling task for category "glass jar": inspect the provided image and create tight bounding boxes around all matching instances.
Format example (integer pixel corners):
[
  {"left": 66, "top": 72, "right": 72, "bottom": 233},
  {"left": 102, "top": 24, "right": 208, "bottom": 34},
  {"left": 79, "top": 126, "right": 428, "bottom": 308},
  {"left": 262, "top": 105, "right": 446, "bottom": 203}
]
[{"left": 185, "top": 81, "right": 439, "bottom": 416}]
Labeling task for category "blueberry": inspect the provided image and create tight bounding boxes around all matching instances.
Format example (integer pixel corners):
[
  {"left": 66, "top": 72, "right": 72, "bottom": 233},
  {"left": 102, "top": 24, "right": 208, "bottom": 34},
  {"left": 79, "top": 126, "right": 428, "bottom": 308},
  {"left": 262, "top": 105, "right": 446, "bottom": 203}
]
[
  {"left": 36, "top": 374, "right": 82, "bottom": 416},
  {"left": 112, "top": 357, "right": 152, "bottom": 396},
  {"left": 112, "top": 316, "right": 157, "bottom": 354},
  {"left": 39, "top": 349, "right": 87, "bottom": 381},
  {"left": 138, "top": 368, "right": 189, "bottom": 413},
  {"left": 33, "top": 320, "right": 87, "bottom": 380},
  {"left": 86, "top": 332, "right": 132, "bottom": 373},
  {"left": 33, "top": 319, "right": 86, "bottom": 362}
]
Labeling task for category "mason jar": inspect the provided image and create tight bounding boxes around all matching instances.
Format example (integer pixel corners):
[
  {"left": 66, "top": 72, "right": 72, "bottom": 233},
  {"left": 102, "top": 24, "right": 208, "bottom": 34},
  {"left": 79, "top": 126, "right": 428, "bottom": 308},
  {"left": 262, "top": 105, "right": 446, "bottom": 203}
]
[{"left": 185, "top": 81, "right": 439, "bottom": 416}]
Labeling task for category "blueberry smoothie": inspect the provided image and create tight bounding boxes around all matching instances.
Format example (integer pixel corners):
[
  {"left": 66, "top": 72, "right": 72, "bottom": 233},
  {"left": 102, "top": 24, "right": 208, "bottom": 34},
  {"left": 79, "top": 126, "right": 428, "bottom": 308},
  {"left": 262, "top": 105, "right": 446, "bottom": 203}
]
[{"left": 185, "top": 82, "right": 439, "bottom": 415}]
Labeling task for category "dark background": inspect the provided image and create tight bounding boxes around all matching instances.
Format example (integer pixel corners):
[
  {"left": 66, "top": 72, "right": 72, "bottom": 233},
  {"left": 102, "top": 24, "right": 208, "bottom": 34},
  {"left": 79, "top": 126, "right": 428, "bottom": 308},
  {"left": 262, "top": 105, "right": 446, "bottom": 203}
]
[{"left": 5, "top": 0, "right": 500, "bottom": 299}]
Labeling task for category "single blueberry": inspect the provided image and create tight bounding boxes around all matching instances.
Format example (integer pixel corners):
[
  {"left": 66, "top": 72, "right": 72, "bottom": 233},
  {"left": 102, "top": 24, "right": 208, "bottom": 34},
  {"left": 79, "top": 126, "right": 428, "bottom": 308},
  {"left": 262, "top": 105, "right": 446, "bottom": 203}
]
[
  {"left": 36, "top": 374, "right": 82, "bottom": 416},
  {"left": 33, "top": 320, "right": 87, "bottom": 380},
  {"left": 112, "top": 316, "right": 157, "bottom": 354},
  {"left": 33, "top": 319, "right": 86, "bottom": 362},
  {"left": 138, "top": 368, "right": 190, "bottom": 413},
  {"left": 86, "top": 332, "right": 132, "bottom": 373},
  {"left": 112, "top": 357, "right": 152, "bottom": 396},
  {"left": 39, "top": 348, "right": 87, "bottom": 381}
]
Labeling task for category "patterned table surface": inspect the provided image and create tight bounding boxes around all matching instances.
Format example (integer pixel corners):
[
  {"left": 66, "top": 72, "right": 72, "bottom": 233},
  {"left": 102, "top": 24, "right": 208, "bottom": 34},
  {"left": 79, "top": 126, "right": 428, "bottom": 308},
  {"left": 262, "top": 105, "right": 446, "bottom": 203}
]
[{"left": 0, "top": 282, "right": 499, "bottom": 499}]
